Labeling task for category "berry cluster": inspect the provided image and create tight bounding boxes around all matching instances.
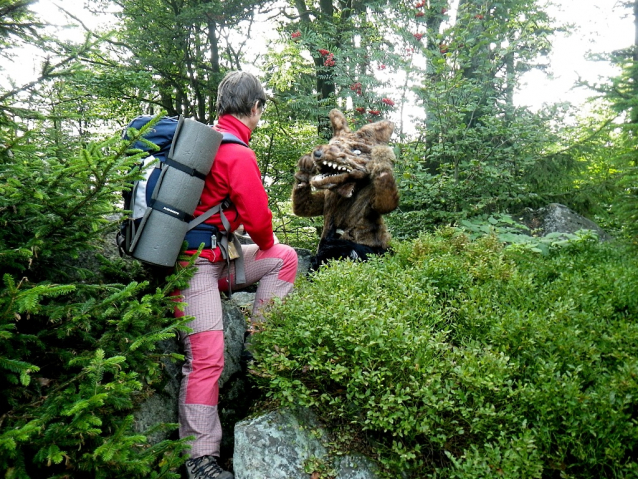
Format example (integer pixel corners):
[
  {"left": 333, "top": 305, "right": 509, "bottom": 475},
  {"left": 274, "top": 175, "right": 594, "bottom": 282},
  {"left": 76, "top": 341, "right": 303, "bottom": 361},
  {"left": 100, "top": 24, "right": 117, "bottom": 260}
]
[
  {"left": 319, "top": 49, "right": 335, "bottom": 66},
  {"left": 350, "top": 82, "right": 363, "bottom": 95}
]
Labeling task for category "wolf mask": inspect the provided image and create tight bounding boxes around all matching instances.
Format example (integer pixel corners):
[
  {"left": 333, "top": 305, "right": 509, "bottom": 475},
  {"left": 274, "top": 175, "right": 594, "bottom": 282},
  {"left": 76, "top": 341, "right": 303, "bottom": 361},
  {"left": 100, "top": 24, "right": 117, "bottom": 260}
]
[{"left": 292, "top": 109, "right": 399, "bottom": 269}]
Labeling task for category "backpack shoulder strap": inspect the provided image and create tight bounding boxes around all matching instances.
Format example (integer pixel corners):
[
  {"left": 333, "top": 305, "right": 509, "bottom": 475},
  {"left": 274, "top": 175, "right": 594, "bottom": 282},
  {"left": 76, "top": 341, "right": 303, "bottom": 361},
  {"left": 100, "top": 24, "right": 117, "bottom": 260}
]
[
  {"left": 185, "top": 133, "right": 249, "bottom": 285},
  {"left": 221, "top": 132, "right": 248, "bottom": 147},
  {"left": 187, "top": 131, "right": 248, "bottom": 231}
]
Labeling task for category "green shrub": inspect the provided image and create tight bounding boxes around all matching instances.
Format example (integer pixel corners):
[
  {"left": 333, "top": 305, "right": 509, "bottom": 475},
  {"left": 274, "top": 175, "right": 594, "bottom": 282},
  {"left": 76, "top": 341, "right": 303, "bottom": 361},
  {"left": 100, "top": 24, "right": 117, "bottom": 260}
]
[
  {"left": 0, "top": 129, "right": 191, "bottom": 477},
  {"left": 252, "top": 230, "right": 638, "bottom": 478}
]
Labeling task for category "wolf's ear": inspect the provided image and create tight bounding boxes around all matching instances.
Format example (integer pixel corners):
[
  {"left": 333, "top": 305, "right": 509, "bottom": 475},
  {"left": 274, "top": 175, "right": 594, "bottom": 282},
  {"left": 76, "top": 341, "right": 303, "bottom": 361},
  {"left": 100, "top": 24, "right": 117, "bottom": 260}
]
[
  {"left": 357, "top": 120, "right": 395, "bottom": 144},
  {"left": 329, "top": 109, "right": 351, "bottom": 137}
]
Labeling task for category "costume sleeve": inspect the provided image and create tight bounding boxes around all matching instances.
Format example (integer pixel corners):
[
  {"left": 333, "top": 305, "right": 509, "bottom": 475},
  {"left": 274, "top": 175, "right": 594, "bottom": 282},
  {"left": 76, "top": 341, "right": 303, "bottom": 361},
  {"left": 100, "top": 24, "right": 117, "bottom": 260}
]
[{"left": 227, "top": 146, "right": 275, "bottom": 250}]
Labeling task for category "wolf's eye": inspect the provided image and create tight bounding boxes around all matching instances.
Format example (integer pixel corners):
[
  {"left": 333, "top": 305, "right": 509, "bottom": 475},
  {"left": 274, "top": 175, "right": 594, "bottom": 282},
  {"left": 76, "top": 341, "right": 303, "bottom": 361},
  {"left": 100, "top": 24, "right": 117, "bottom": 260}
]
[{"left": 352, "top": 149, "right": 361, "bottom": 155}]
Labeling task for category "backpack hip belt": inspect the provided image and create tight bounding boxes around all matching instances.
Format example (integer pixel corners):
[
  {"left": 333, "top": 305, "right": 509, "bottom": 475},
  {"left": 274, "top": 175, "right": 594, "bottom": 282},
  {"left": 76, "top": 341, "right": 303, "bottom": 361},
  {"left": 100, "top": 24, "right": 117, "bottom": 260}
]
[
  {"left": 186, "top": 201, "right": 246, "bottom": 285},
  {"left": 185, "top": 224, "right": 222, "bottom": 249}
]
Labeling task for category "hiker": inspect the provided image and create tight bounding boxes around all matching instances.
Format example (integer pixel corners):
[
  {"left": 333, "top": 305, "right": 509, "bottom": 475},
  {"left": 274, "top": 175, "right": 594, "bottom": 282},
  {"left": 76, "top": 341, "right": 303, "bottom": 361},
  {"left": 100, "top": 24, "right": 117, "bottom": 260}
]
[{"left": 174, "top": 71, "right": 298, "bottom": 479}]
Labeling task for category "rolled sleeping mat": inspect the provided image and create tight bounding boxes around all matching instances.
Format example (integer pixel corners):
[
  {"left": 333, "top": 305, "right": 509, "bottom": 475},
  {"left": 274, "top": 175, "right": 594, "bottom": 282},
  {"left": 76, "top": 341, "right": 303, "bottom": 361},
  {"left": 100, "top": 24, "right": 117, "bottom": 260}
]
[
  {"left": 130, "top": 211, "right": 191, "bottom": 267},
  {"left": 155, "top": 117, "right": 223, "bottom": 215},
  {"left": 130, "top": 117, "right": 223, "bottom": 267}
]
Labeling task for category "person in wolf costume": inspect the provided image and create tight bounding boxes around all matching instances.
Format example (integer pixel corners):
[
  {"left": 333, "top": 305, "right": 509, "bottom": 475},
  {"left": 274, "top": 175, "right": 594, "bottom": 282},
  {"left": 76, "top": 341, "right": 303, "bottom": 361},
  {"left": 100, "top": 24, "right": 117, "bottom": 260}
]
[{"left": 292, "top": 109, "right": 399, "bottom": 270}]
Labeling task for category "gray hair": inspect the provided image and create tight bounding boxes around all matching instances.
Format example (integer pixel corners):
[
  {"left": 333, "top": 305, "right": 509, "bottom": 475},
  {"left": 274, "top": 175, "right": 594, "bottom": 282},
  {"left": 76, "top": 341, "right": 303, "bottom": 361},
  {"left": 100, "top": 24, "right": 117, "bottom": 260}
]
[{"left": 216, "top": 71, "right": 266, "bottom": 117}]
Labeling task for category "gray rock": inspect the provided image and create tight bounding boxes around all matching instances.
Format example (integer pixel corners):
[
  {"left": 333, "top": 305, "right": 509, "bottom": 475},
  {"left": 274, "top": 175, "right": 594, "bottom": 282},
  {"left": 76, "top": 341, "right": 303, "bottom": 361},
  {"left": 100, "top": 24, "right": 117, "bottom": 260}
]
[
  {"left": 295, "top": 247, "right": 312, "bottom": 279},
  {"left": 233, "top": 408, "right": 328, "bottom": 479},
  {"left": 133, "top": 339, "right": 181, "bottom": 443},
  {"left": 335, "top": 454, "right": 381, "bottom": 479},
  {"left": 220, "top": 300, "right": 247, "bottom": 388},
  {"left": 229, "top": 291, "right": 256, "bottom": 313},
  {"left": 519, "top": 203, "right": 612, "bottom": 241},
  {"left": 233, "top": 407, "right": 380, "bottom": 479}
]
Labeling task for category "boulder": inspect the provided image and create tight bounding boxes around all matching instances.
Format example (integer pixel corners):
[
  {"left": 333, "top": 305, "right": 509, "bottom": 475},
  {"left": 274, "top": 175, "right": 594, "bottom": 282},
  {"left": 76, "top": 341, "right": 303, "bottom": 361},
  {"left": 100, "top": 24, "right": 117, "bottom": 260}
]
[
  {"left": 132, "top": 338, "right": 181, "bottom": 444},
  {"left": 219, "top": 300, "right": 248, "bottom": 388},
  {"left": 295, "top": 247, "right": 312, "bottom": 277},
  {"left": 518, "top": 203, "right": 612, "bottom": 241},
  {"left": 233, "top": 408, "right": 380, "bottom": 479}
]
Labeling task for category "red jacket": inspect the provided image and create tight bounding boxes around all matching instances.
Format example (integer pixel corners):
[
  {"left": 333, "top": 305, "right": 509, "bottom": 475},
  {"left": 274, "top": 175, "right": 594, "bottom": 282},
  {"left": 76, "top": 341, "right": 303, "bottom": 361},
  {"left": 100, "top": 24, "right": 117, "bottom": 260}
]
[{"left": 188, "top": 114, "right": 274, "bottom": 261}]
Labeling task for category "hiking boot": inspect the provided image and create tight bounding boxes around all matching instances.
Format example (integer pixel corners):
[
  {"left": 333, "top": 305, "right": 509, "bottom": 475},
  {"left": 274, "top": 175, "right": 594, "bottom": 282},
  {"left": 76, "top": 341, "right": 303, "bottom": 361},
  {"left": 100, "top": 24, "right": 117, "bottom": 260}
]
[{"left": 185, "top": 455, "right": 233, "bottom": 479}]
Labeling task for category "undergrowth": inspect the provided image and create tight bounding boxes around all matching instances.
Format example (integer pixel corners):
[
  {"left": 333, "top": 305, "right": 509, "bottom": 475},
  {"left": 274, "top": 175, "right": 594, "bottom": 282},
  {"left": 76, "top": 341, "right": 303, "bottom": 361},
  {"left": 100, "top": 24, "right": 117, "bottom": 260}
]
[{"left": 252, "top": 228, "right": 638, "bottom": 478}]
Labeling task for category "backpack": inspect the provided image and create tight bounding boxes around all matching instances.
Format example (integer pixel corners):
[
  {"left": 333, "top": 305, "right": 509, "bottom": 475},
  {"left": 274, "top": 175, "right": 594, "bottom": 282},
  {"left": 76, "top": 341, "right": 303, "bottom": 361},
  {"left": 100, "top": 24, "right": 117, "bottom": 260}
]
[{"left": 116, "top": 115, "right": 248, "bottom": 279}]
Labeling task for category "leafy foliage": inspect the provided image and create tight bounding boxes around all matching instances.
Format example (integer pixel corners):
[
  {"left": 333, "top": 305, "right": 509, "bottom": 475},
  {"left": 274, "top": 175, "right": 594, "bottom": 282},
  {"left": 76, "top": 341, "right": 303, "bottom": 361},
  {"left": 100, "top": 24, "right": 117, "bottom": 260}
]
[
  {"left": 250, "top": 110, "right": 321, "bottom": 249},
  {"left": 0, "top": 122, "right": 194, "bottom": 476},
  {"left": 591, "top": 15, "right": 638, "bottom": 245},
  {"left": 91, "top": 0, "right": 274, "bottom": 122},
  {"left": 383, "top": 1, "right": 582, "bottom": 234},
  {"left": 0, "top": 0, "right": 39, "bottom": 49},
  {"left": 2, "top": 0, "right": 637, "bottom": 477},
  {"left": 252, "top": 230, "right": 638, "bottom": 477}
]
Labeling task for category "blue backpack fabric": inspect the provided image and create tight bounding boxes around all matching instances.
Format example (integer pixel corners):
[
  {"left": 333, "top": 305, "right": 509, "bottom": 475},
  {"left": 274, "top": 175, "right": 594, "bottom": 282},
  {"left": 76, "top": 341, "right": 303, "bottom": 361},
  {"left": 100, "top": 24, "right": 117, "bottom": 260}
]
[
  {"left": 116, "top": 115, "right": 248, "bottom": 269},
  {"left": 123, "top": 115, "right": 179, "bottom": 210},
  {"left": 120, "top": 115, "right": 246, "bottom": 218}
]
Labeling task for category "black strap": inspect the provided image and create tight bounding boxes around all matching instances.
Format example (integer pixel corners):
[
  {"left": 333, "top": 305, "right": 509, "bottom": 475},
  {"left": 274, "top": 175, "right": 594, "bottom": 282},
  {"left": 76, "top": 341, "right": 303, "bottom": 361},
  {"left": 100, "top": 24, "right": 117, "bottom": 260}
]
[
  {"left": 163, "top": 157, "right": 207, "bottom": 180},
  {"left": 150, "top": 199, "right": 193, "bottom": 222}
]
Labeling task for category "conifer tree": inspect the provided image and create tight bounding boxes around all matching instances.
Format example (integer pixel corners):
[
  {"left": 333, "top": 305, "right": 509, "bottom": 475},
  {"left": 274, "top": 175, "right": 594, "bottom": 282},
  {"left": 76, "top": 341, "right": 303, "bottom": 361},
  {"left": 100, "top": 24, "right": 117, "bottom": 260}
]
[{"left": 1, "top": 4, "right": 191, "bottom": 476}]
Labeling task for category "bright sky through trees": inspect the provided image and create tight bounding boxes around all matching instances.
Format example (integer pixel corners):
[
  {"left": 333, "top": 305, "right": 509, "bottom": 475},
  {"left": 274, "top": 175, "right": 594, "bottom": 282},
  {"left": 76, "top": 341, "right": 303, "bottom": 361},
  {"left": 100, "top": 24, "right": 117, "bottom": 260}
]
[
  {"left": 516, "top": 0, "right": 633, "bottom": 109},
  {"left": 3, "top": 0, "right": 634, "bottom": 111}
]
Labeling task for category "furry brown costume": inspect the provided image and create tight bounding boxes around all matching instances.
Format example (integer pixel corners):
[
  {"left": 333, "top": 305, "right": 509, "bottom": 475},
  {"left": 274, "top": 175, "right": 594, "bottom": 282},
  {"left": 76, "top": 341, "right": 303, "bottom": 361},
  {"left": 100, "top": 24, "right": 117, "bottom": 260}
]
[{"left": 292, "top": 109, "right": 399, "bottom": 269}]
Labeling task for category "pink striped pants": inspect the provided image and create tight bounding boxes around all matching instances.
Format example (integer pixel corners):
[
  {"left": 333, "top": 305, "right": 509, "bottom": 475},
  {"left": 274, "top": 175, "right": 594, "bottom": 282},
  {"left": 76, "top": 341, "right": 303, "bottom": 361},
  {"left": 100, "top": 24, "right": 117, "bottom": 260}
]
[{"left": 174, "top": 243, "right": 297, "bottom": 458}]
